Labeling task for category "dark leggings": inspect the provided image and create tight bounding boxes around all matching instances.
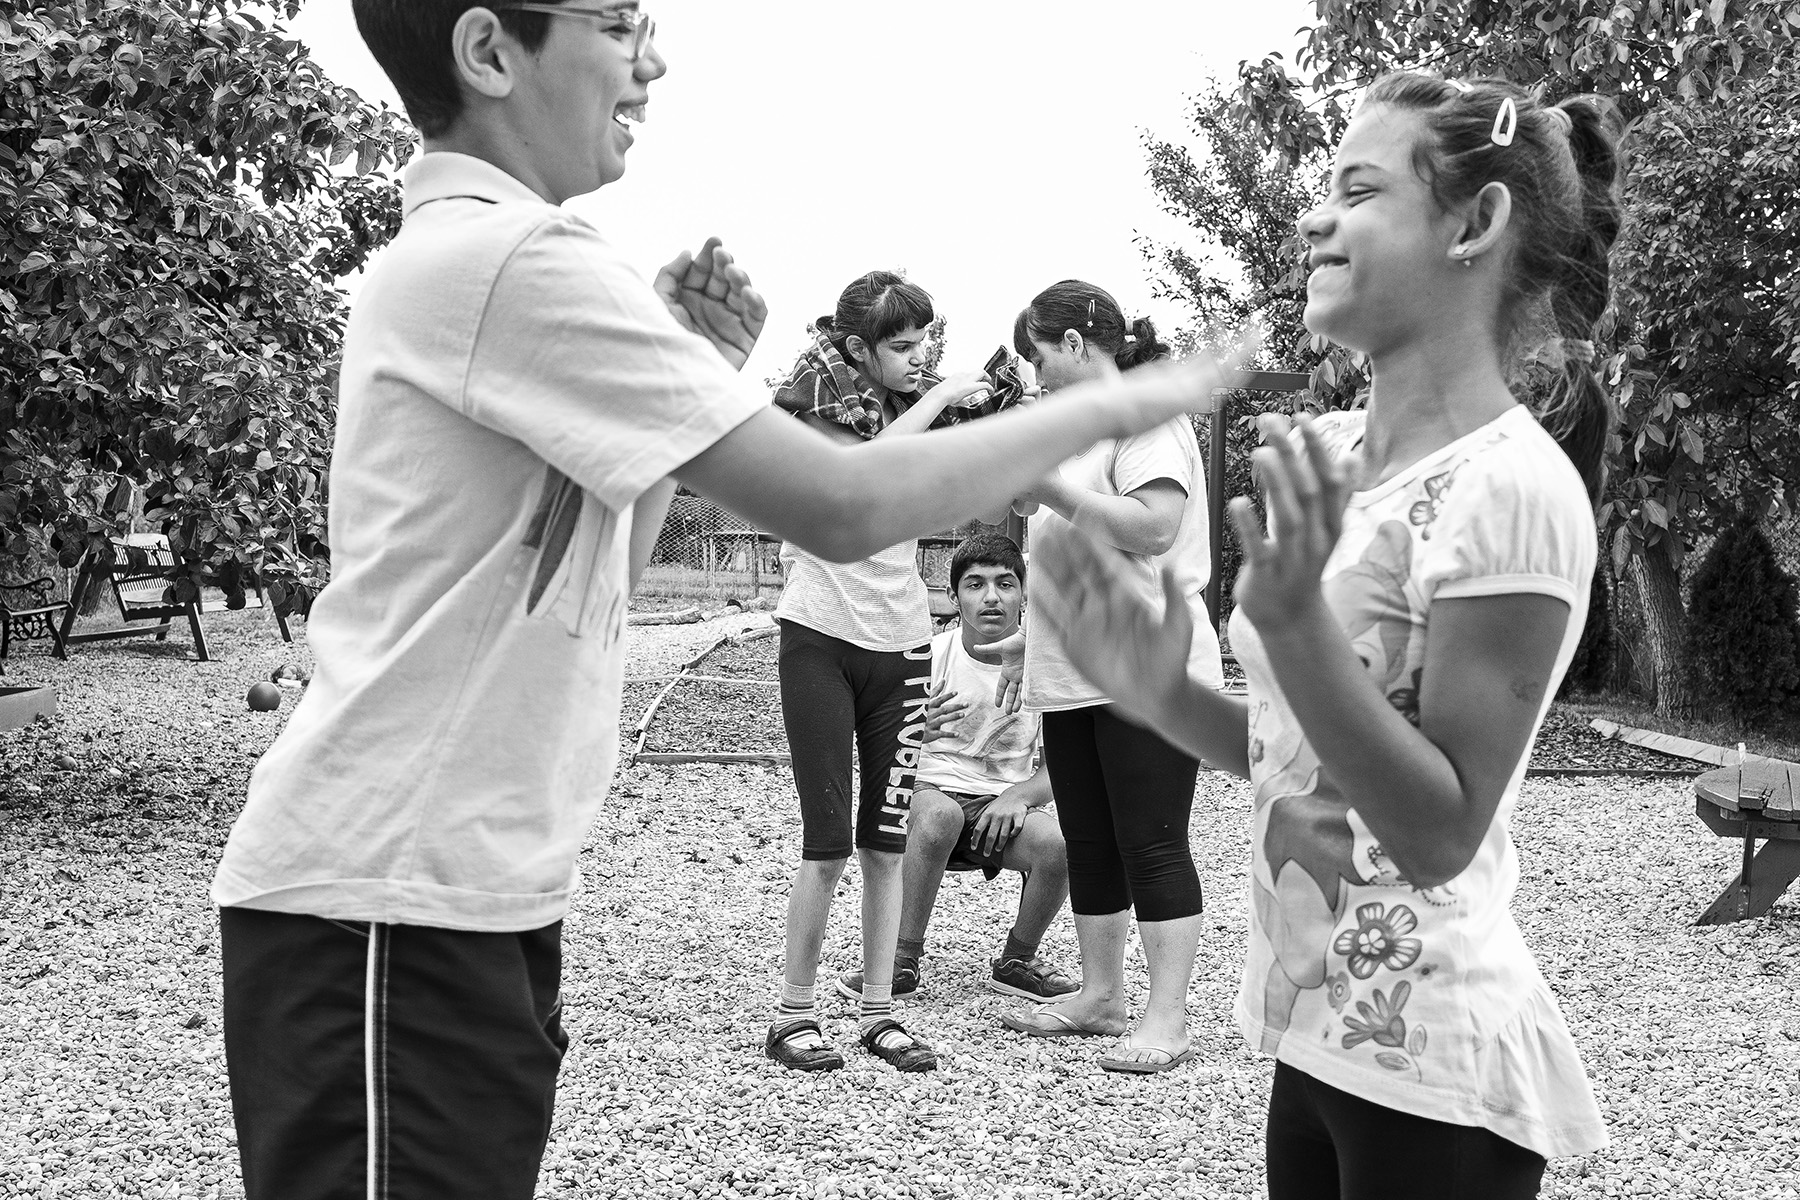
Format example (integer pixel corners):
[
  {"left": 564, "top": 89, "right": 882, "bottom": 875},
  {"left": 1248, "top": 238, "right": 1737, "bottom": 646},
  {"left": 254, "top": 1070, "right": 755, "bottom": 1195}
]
[
  {"left": 1267, "top": 1062, "right": 1547, "bottom": 1200},
  {"left": 778, "top": 619, "right": 931, "bottom": 860},
  {"left": 1039, "top": 704, "right": 1203, "bottom": 922}
]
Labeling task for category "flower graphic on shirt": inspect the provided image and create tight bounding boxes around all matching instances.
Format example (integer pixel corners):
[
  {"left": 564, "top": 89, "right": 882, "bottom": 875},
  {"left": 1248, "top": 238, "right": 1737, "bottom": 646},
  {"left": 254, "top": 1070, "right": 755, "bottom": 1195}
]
[
  {"left": 1406, "top": 464, "right": 1462, "bottom": 538},
  {"left": 1341, "top": 980, "right": 1411, "bottom": 1050},
  {"left": 1325, "top": 971, "right": 1352, "bottom": 1012},
  {"left": 1333, "top": 902, "right": 1422, "bottom": 979}
]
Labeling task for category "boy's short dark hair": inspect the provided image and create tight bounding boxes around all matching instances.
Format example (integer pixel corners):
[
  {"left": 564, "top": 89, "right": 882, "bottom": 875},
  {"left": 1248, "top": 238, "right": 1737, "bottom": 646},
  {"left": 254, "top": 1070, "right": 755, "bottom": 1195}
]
[
  {"left": 949, "top": 534, "right": 1026, "bottom": 594},
  {"left": 352, "top": 0, "right": 560, "bottom": 138}
]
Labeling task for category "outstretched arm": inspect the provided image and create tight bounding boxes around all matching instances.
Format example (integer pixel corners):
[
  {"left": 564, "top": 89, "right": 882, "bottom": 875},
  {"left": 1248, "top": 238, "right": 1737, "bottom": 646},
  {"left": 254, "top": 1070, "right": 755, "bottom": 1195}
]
[{"left": 674, "top": 346, "right": 1253, "bottom": 563}]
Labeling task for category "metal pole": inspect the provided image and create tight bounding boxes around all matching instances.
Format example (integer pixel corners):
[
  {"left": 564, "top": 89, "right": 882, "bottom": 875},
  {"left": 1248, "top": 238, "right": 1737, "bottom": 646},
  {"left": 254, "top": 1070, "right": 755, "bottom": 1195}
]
[
  {"left": 1006, "top": 510, "right": 1026, "bottom": 551},
  {"left": 1205, "top": 402, "right": 1228, "bottom": 631}
]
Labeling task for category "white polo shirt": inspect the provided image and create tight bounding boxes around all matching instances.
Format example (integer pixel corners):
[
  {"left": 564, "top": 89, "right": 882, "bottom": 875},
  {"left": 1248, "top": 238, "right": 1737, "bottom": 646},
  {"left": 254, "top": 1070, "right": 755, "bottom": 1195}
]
[{"left": 211, "top": 153, "right": 766, "bottom": 931}]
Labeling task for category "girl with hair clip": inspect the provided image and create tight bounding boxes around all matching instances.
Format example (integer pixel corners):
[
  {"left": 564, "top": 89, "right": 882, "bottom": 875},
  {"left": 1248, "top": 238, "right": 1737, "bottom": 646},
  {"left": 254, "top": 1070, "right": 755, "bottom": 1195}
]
[
  {"left": 997, "top": 280, "right": 1224, "bottom": 1076},
  {"left": 763, "top": 270, "right": 1005, "bottom": 1074},
  {"left": 1032, "top": 76, "right": 1621, "bottom": 1197}
]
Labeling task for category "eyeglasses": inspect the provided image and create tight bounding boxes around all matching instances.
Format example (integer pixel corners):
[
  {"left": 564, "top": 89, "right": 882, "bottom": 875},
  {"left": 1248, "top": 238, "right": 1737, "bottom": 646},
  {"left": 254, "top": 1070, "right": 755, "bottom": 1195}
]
[{"left": 494, "top": 5, "right": 656, "bottom": 61}]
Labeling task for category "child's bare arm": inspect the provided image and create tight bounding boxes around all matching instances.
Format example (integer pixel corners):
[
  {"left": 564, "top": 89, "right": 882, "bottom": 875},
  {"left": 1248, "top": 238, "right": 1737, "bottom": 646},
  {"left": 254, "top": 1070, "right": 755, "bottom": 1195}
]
[{"left": 673, "top": 350, "right": 1250, "bottom": 562}]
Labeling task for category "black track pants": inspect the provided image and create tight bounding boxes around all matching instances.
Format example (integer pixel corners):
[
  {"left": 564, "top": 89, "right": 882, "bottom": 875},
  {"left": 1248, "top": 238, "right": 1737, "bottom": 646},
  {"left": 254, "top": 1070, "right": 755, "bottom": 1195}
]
[{"left": 220, "top": 907, "right": 566, "bottom": 1200}]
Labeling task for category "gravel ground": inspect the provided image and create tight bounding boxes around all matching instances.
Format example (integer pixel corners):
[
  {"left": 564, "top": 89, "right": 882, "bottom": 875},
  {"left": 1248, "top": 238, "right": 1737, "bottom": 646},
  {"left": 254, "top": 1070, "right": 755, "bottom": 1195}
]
[{"left": 2, "top": 610, "right": 1797, "bottom": 1199}]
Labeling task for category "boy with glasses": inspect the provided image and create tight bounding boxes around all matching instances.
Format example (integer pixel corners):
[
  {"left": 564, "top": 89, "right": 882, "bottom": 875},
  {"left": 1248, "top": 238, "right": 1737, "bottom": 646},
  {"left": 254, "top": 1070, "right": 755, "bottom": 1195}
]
[{"left": 212, "top": 3, "right": 1241, "bottom": 1196}]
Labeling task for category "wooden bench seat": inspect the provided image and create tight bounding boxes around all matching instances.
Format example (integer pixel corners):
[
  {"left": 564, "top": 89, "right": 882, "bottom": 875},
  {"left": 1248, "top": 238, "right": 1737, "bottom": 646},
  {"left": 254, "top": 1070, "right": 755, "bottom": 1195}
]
[{"left": 55, "top": 535, "right": 291, "bottom": 663}]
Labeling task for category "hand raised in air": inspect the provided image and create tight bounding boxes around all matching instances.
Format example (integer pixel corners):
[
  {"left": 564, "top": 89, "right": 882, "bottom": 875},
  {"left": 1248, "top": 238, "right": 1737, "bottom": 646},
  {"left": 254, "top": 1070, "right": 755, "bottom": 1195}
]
[
  {"left": 654, "top": 236, "right": 767, "bottom": 371},
  {"left": 1033, "top": 532, "right": 1194, "bottom": 734},
  {"left": 1228, "top": 414, "right": 1355, "bottom": 634}
]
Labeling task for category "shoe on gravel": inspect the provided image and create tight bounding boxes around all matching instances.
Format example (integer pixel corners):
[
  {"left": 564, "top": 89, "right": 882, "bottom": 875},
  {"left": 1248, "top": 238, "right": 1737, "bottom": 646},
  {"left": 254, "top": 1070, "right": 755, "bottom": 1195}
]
[
  {"left": 834, "top": 955, "right": 919, "bottom": 1001},
  {"left": 988, "top": 954, "right": 1080, "bottom": 1000},
  {"left": 859, "top": 1018, "right": 938, "bottom": 1073},
  {"left": 765, "top": 1019, "right": 844, "bottom": 1072}
]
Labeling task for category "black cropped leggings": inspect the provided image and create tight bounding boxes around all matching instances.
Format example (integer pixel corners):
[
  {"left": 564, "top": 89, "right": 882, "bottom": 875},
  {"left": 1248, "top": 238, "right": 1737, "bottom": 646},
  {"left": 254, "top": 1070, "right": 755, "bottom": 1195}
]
[
  {"left": 1266, "top": 1061, "right": 1547, "bottom": 1199},
  {"left": 1040, "top": 704, "right": 1203, "bottom": 922},
  {"left": 778, "top": 619, "right": 931, "bottom": 860}
]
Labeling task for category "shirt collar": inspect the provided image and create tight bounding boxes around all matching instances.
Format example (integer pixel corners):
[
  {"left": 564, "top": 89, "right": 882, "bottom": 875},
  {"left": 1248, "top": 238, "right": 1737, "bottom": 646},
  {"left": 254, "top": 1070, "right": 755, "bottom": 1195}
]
[{"left": 401, "top": 151, "right": 552, "bottom": 217}]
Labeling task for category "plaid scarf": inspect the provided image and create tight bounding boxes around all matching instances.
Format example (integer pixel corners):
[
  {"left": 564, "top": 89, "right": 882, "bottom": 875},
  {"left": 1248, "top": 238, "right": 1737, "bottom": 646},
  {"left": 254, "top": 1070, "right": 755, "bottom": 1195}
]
[{"left": 771, "top": 330, "right": 1027, "bottom": 439}]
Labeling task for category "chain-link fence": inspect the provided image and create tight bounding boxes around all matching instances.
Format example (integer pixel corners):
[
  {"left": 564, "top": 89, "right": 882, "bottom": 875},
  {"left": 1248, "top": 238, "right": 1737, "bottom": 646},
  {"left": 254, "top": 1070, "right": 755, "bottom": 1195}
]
[
  {"left": 637, "top": 489, "right": 780, "bottom": 604},
  {"left": 637, "top": 487, "right": 1014, "bottom": 610}
]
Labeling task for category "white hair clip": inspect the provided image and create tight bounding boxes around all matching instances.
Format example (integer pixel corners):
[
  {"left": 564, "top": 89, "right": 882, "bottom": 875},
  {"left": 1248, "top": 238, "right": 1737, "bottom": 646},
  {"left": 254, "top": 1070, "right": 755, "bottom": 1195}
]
[
  {"left": 1445, "top": 78, "right": 1472, "bottom": 93},
  {"left": 1490, "top": 96, "right": 1517, "bottom": 147}
]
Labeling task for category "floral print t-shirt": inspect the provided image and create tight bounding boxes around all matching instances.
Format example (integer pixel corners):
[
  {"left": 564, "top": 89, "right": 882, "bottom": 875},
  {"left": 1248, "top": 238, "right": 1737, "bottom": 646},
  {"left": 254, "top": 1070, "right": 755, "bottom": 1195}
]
[{"left": 1228, "top": 404, "right": 1608, "bottom": 1160}]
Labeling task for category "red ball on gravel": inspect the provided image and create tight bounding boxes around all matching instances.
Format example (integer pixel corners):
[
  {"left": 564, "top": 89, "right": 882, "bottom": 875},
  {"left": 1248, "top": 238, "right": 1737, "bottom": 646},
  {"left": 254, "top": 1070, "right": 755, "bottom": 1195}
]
[{"left": 246, "top": 682, "right": 283, "bottom": 712}]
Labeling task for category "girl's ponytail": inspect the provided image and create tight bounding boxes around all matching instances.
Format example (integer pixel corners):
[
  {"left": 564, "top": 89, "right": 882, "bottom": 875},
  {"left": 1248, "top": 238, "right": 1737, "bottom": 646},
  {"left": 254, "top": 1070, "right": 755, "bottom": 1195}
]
[
  {"left": 1115, "top": 316, "right": 1172, "bottom": 370},
  {"left": 1537, "top": 96, "right": 1624, "bottom": 501}
]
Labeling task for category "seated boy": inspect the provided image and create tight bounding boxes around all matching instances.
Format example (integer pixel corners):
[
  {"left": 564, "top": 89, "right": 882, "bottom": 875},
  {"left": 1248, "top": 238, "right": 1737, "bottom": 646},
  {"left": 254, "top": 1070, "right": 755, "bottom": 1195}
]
[{"left": 839, "top": 534, "right": 1078, "bottom": 1003}]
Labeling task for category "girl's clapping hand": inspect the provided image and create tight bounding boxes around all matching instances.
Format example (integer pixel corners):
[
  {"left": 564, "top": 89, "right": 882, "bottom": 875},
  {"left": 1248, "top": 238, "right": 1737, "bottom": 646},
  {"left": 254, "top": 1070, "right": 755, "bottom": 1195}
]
[
  {"left": 1032, "top": 531, "right": 1195, "bottom": 733},
  {"left": 1228, "top": 413, "right": 1356, "bottom": 633}
]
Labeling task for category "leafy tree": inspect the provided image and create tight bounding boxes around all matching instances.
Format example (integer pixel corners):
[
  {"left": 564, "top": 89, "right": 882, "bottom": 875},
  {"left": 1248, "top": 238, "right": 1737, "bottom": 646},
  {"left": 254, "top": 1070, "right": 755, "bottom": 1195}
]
[
  {"left": 1141, "top": 82, "right": 1365, "bottom": 408},
  {"left": 1558, "top": 567, "right": 1615, "bottom": 697},
  {"left": 1686, "top": 512, "right": 1800, "bottom": 720},
  {"left": 1141, "top": 83, "right": 1354, "bottom": 628},
  {"left": 1227, "top": 0, "right": 1800, "bottom": 715},
  {"left": 1, "top": 0, "right": 410, "bottom": 607}
]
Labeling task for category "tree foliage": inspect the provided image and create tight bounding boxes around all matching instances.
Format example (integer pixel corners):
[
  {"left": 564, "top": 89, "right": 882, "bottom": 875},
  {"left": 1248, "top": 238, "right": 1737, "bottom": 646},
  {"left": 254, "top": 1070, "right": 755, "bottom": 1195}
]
[
  {"left": 1, "top": 0, "right": 411, "bottom": 602},
  {"left": 1218, "top": 0, "right": 1800, "bottom": 712},
  {"left": 1601, "top": 44, "right": 1800, "bottom": 573},
  {"left": 1686, "top": 513, "right": 1800, "bottom": 720},
  {"left": 1142, "top": 83, "right": 1367, "bottom": 409},
  {"left": 1141, "top": 84, "right": 1358, "bottom": 627}
]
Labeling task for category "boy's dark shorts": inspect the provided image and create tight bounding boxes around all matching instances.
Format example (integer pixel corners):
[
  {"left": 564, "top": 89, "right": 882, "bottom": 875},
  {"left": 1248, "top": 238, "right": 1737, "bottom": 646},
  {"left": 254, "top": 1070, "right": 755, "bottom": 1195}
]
[{"left": 932, "top": 787, "right": 1011, "bottom": 881}]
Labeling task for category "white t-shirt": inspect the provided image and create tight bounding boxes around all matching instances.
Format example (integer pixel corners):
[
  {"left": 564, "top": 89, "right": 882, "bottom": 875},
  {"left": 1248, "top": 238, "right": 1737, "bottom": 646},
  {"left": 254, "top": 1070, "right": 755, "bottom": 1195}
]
[
  {"left": 775, "top": 539, "right": 932, "bottom": 652},
  {"left": 1229, "top": 405, "right": 1607, "bottom": 1160},
  {"left": 210, "top": 153, "right": 767, "bottom": 931},
  {"left": 916, "top": 628, "right": 1041, "bottom": 795},
  {"left": 1024, "top": 417, "right": 1223, "bottom": 710}
]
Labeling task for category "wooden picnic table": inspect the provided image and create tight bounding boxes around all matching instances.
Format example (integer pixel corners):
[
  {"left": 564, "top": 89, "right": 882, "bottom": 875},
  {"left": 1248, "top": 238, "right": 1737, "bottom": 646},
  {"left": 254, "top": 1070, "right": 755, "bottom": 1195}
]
[{"left": 1692, "top": 758, "right": 1800, "bottom": 924}]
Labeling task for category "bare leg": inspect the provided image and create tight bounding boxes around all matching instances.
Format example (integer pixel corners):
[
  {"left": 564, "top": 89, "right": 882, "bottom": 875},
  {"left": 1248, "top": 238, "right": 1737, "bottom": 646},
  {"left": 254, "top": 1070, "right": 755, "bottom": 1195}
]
[
  {"left": 858, "top": 848, "right": 905, "bottom": 988},
  {"left": 1131, "top": 914, "right": 1202, "bottom": 1053},
  {"left": 1001, "top": 811, "right": 1071, "bottom": 947},
  {"left": 897, "top": 789, "right": 965, "bottom": 948},
  {"left": 1040, "top": 908, "right": 1130, "bottom": 1032},
  {"left": 782, "top": 856, "right": 848, "bottom": 990}
]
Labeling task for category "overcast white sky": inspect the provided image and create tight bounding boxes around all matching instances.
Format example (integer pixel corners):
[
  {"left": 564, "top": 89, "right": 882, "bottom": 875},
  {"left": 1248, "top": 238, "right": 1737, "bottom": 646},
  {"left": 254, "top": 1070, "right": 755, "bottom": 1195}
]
[{"left": 288, "top": 0, "right": 1316, "bottom": 382}]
